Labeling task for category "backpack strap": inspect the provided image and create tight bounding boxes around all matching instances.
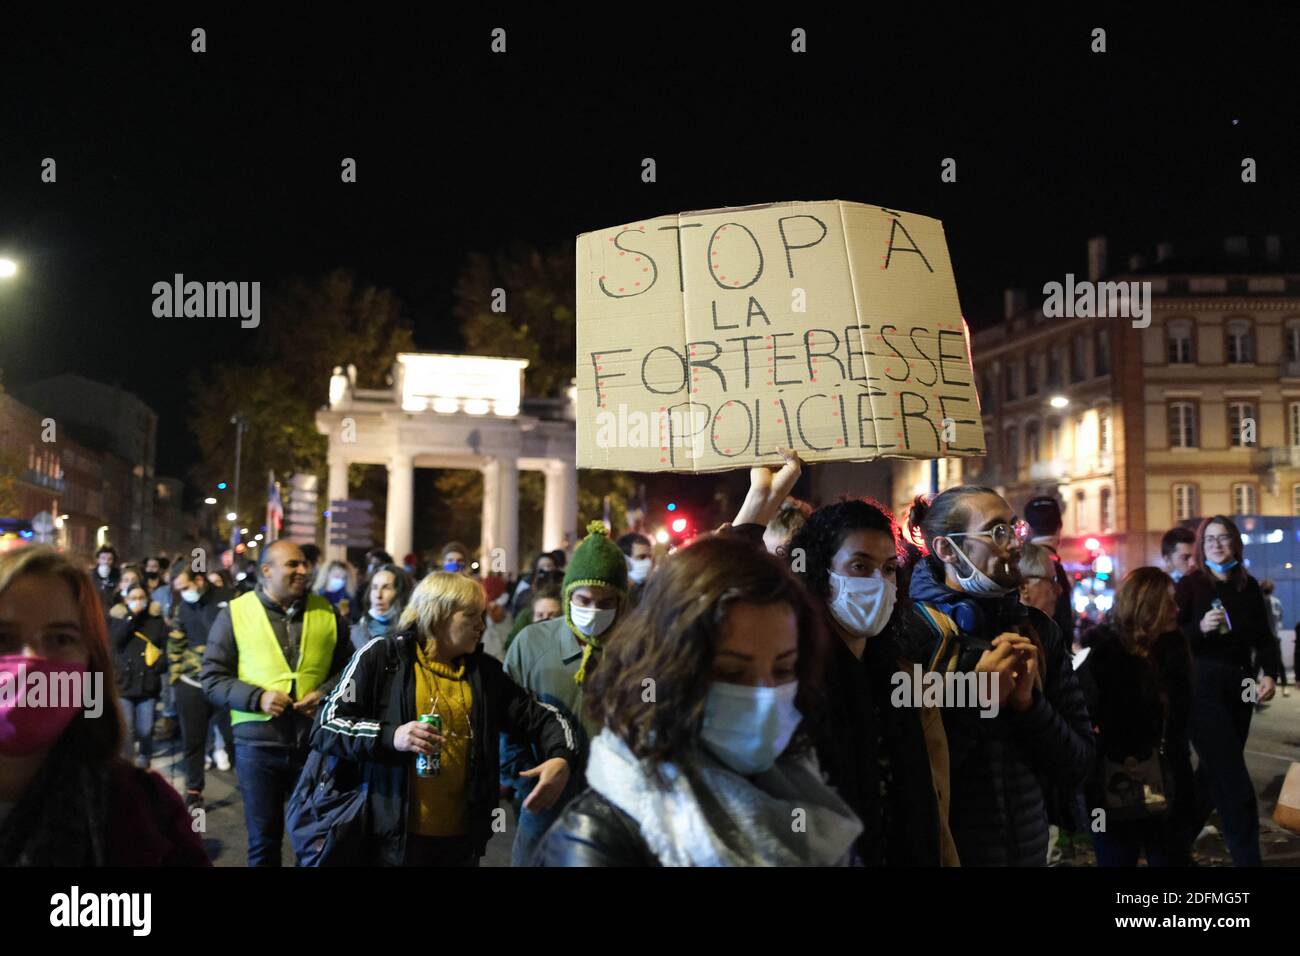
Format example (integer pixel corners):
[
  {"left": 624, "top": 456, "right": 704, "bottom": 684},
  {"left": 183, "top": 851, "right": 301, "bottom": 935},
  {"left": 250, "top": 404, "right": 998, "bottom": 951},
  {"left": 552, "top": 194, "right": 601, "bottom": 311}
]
[{"left": 915, "top": 603, "right": 962, "bottom": 672}]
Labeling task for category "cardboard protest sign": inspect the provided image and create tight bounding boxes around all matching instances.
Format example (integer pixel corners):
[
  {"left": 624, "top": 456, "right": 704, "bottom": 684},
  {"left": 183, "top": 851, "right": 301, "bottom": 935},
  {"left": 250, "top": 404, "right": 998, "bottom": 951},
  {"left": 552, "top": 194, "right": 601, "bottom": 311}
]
[{"left": 576, "top": 200, "right": 986, "bottom": 472}]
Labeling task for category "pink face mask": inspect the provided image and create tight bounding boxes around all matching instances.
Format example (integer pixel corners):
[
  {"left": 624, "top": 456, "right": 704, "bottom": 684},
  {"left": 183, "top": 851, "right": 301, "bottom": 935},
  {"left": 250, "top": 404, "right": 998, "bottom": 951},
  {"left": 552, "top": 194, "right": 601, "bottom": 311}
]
[{"left": 0, "top": 655, "right": 87, "bottom": 757}]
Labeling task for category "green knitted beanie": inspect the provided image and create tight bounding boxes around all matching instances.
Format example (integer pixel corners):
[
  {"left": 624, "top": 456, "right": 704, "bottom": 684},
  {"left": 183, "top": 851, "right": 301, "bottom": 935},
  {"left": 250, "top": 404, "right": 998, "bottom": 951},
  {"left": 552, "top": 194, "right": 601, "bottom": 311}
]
[
  {"left": 562, "top": 520, "right": 629, "bottom": 600},
  {"left": 563, "top": 520, "right": 629, "bottom": 683}
]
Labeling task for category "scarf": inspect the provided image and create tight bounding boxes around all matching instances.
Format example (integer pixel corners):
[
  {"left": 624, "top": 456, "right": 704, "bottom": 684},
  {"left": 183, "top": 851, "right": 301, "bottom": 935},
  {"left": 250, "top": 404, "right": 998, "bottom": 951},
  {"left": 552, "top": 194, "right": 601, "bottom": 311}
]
[
  {"left": 584, "top": 728, "right": 861, "bottom": 866},
  {"left": 0, "top": 733, "right": 107, "bottom": 866}
]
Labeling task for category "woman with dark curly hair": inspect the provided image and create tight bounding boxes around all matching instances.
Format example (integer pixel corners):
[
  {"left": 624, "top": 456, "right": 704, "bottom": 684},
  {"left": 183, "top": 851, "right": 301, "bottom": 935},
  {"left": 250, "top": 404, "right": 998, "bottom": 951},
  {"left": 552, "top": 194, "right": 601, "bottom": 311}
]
[
  {"left": 537, "top": 533, "right": 861, "bottom": 866},
  {"left": 789, "top": 498, "right": 957, "bottom": 866}
]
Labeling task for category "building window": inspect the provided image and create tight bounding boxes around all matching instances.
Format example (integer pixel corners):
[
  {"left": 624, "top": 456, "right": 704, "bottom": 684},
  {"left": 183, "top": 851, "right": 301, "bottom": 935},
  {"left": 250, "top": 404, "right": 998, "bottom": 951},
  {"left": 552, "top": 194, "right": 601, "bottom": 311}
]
[
  {"left": 1024, "top": 356, "right": 1039, "bottom": 396},
  {"left": 1070, "top": 334, "right": 1087, "bottom": 382},
  {"left": 1004, "top": 426, "right": 1019, "bottom": 472},
  {"left": 980, "top": 372, "right": 996, "bottom": 411},
  {"left": 1226, "top": 319, "right": 1254, "bottom": 364},
  {"left": 1173, "top": 483, "right": 1197, "bottom": 522},
  {"left": 1074, "top": 490, "right": 1086, "bottom": 534},
  {"left": 1095, "top": 329, "right": 1111, "bottom": 376},
  {"left": 1046, "top": 347, "right": 1062, "bottom": 390},
  {"left": 1100, "top": 487, "right": 1113, "bottom": 532},
  {"left": 1168, "top": 401, "right": 1198, "bottom": 449},
  {"left": 1232, "top": 483, "right": 1256, "bottom": 516},
  {"left": 1047, "top": 419, "right": 1061, "bottom": 460},
  {"left": 1098, "top": 406, "right": 1112, "bottom": 454},
  {"left": 1291, "top": 402, "right": 1300, "bottom": 447},
  {"left": 1287, "top": 320, "right": 1300, "bottom": 364},
  {"left": 1003, "top": 363, "right": 1018, "bottom": 401},
  {"left": 1228, "top": 401, "right": 1257, "bottom": 447},
  {"left": 1167, "top": 319, "right": 1194, "bottom": 364},
  {"left": 1026, "top": 422, "right": 1040, "bottom": 463}
]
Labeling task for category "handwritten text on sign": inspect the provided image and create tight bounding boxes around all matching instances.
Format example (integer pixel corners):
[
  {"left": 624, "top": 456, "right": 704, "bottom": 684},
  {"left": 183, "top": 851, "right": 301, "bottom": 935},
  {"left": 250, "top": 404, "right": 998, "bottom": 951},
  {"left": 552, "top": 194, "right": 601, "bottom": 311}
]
[{"left": 575, "top": 200, "right": 986, "bottom": 472}]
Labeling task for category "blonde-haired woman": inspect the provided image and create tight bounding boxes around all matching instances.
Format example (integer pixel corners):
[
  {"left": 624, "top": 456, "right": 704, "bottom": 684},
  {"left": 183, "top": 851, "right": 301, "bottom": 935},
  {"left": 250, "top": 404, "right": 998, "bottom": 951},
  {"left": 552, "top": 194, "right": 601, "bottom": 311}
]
[
  {"left": 306, "top": 571, "right": 577, "bottom": 866},
  {"left": 0, "top": 546, "right": 208, "bottom": 866}
]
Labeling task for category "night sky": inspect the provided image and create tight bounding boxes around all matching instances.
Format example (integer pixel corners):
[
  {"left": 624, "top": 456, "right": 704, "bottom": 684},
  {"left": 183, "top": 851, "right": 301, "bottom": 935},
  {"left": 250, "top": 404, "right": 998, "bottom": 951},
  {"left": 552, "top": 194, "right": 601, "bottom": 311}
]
[{"left": 2, "top": 10, "right": 1297, "bottom": 485}]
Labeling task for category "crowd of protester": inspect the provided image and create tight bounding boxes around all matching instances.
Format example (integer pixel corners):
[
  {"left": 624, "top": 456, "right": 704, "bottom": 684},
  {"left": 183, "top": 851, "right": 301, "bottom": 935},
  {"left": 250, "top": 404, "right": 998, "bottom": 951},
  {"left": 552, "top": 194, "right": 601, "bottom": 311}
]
[{"left": 0, "top": 452, "right": 1292, "bottom": 868}]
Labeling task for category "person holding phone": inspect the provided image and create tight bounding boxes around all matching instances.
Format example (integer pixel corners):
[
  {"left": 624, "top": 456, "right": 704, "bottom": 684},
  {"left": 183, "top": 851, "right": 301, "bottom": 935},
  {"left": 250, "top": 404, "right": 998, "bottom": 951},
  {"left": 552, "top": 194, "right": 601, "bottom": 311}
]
[{"left": 1175, "top": 515, "right": 1280, "bottom": 866}]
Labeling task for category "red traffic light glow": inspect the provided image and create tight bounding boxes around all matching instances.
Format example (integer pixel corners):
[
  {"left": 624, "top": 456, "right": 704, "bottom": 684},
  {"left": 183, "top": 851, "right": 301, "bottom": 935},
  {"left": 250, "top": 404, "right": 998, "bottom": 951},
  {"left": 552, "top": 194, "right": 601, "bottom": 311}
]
[{"left": 671, "top": 517, "right": 687, "bottom": 534}]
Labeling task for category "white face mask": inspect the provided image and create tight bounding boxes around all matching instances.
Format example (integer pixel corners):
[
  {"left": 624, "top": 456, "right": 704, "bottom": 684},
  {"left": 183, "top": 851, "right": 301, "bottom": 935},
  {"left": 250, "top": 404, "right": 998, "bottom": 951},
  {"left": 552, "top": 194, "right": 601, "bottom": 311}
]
[
  {"left": 942, "top": 537, "right": 1013, "bottom": 597},
  {"left": 96, "top": 565, "right": 111, "bottom": 579},
  {"left": 180, "top": 588, "right": 201, "bottom": 605},
  {"left": 127, "top": 600, "right": 147, "bottom": 616},
  {"left": 701, "top": 681, "right": 801, "bottom": 776},
  {"left": 569, "top": 603, "right": 616, "bottom": 639},
  {"left": 627, "top": 557, "right": 653, "bottom": 584},
  {"left": 828, "top": 571, "right": 897, "bottom": 638}
]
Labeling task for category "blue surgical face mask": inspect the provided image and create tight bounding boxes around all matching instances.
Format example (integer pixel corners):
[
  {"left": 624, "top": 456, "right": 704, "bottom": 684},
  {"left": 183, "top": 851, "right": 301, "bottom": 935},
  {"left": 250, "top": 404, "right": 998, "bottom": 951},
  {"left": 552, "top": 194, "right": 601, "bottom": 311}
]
[
  {"left": 370, "top": 608, "right": 392, "bottom": 623},
  {"left": 443, "top": 560, "right": 463, "bottom": 573},
  {"left": 1169, "top": 569, "right": 1184, "bottom": 582},
  {"left": 326, "top": 574, "right": 347, "bottom": 593},
  {"left": 700, "top": 681, "right": 801, "bottom": 776},
  {"left": 180, "top": 588, "right": 201, "bottom": 605},
  {"left": 1205, "top": 558, "right": 1238, "bottom": 574},
  {"left": 942, "top": 537, "right": 1014, "bottom": 598}
]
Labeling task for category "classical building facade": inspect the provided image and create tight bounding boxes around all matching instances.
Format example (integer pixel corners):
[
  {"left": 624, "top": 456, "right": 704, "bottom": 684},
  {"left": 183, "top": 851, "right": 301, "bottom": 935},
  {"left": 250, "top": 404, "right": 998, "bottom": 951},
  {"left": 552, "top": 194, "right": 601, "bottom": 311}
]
[
  {"left": 892, "top": 236, "right": 1300, "bottom": 578},
  {"left": 316, "top": 354, "right": 578, "bottom": 572}
]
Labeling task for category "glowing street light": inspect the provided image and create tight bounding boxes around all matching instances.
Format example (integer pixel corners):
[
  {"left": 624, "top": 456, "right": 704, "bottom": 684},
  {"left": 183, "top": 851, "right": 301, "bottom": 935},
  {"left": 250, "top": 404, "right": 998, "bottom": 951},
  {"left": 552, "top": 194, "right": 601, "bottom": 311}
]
[
  {"left": 655, "top": 529, "right": 669, "bottom": 544},
  {"left": 204, "top": 497, "right": 217, "bottom": 505},
  {"left": 226, "top": 511, "right": 238, "bottom": 521},
  {"left": 1049, "top": 395, "right": 1069, "bottom": 409},
  {"left": 0, "top": 259, "right": 17, "bottom": 279}
]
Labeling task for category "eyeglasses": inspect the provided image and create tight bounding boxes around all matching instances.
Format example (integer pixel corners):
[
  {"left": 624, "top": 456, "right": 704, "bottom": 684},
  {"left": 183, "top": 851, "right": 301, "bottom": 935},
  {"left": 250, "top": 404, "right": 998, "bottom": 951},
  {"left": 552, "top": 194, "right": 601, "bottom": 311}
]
[
  {"left": 948, "top": 519, "right": 1030, "bottom": 551},
  {"left": 1202, "top": 534, "right": 1234, "bottom": 547}
]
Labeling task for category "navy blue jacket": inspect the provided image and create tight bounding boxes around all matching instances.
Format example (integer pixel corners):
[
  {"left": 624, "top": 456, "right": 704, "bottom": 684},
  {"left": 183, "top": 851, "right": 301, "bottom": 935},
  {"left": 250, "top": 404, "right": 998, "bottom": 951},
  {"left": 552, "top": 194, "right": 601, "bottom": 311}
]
[{"left": 903, "top": 560, "right": 1094, "bottom": 866}]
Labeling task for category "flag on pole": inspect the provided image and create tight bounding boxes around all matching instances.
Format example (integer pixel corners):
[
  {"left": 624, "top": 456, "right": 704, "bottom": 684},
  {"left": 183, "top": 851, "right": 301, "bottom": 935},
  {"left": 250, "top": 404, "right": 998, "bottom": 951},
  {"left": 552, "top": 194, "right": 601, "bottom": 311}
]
[{"left": 266, "top": 470, "right": 283, "bottom": 543}]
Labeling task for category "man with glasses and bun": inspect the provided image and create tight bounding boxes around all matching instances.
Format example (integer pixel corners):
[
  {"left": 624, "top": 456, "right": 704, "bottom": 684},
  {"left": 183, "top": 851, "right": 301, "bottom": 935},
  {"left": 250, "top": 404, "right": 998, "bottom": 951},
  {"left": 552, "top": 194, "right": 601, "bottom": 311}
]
[
  {"left": 1174, "top": 515, "right": 1281, "bottom": 866},
  {"left": 901, "top": 485, "right": 1094, "bottom": 866}
]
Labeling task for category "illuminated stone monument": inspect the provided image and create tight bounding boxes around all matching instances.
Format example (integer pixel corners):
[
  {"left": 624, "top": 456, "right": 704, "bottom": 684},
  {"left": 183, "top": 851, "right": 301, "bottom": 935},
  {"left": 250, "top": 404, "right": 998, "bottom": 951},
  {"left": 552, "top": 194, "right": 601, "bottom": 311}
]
[{"left": 316, "top": 354, "right": 577, "bottom": 570}]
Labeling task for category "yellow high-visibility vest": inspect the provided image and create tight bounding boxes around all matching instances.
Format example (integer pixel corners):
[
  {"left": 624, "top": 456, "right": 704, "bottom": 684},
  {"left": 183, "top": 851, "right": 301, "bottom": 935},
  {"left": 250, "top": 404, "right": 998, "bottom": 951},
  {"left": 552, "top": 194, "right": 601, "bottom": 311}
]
[{"left": 229, "top": 591, "right": 337, "bottom": 726}]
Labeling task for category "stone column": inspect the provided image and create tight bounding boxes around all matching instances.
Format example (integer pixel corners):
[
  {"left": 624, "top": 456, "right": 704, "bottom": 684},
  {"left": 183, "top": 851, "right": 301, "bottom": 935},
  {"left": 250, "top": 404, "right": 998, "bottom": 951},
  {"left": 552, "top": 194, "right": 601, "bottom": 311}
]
[
  {"left": 385, "top": 453, "right": 414, "bottom": 561},
  {"left": 325, "top": 455, "right": 349, "bottom": 562},
  {"left": 542, "top": 459, "right": 578, "bottom": 553}
]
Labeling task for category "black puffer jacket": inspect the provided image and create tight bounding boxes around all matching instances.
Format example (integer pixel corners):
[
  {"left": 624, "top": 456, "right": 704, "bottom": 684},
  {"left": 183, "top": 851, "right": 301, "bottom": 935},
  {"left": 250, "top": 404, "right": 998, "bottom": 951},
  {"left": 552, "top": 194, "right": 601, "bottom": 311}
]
[
  {"left": 109, "top": 608, "right": 168, "bottom": 699},
  {"left": 309, "top": 628, "right": 579, "bottom": 864},
  {"left": 904, "top": 561, "right": 1094, "bottom": 866}
]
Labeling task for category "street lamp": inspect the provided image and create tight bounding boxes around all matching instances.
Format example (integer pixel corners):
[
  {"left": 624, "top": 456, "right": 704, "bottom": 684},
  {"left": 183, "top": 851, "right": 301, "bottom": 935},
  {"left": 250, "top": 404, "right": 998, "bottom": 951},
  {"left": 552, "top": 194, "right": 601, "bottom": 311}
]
[
  {"left": 204, "top": 497, "right": 217, "bottom": 505},
  {"left": 0, "top": 259, "right": 17, "bottom": 279},
  {"left": 226, "top": 511, "right": 237, "bottom": 521},
  {"left": 1049, "top": 395, "right": 1069, "bottom": 409}
]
